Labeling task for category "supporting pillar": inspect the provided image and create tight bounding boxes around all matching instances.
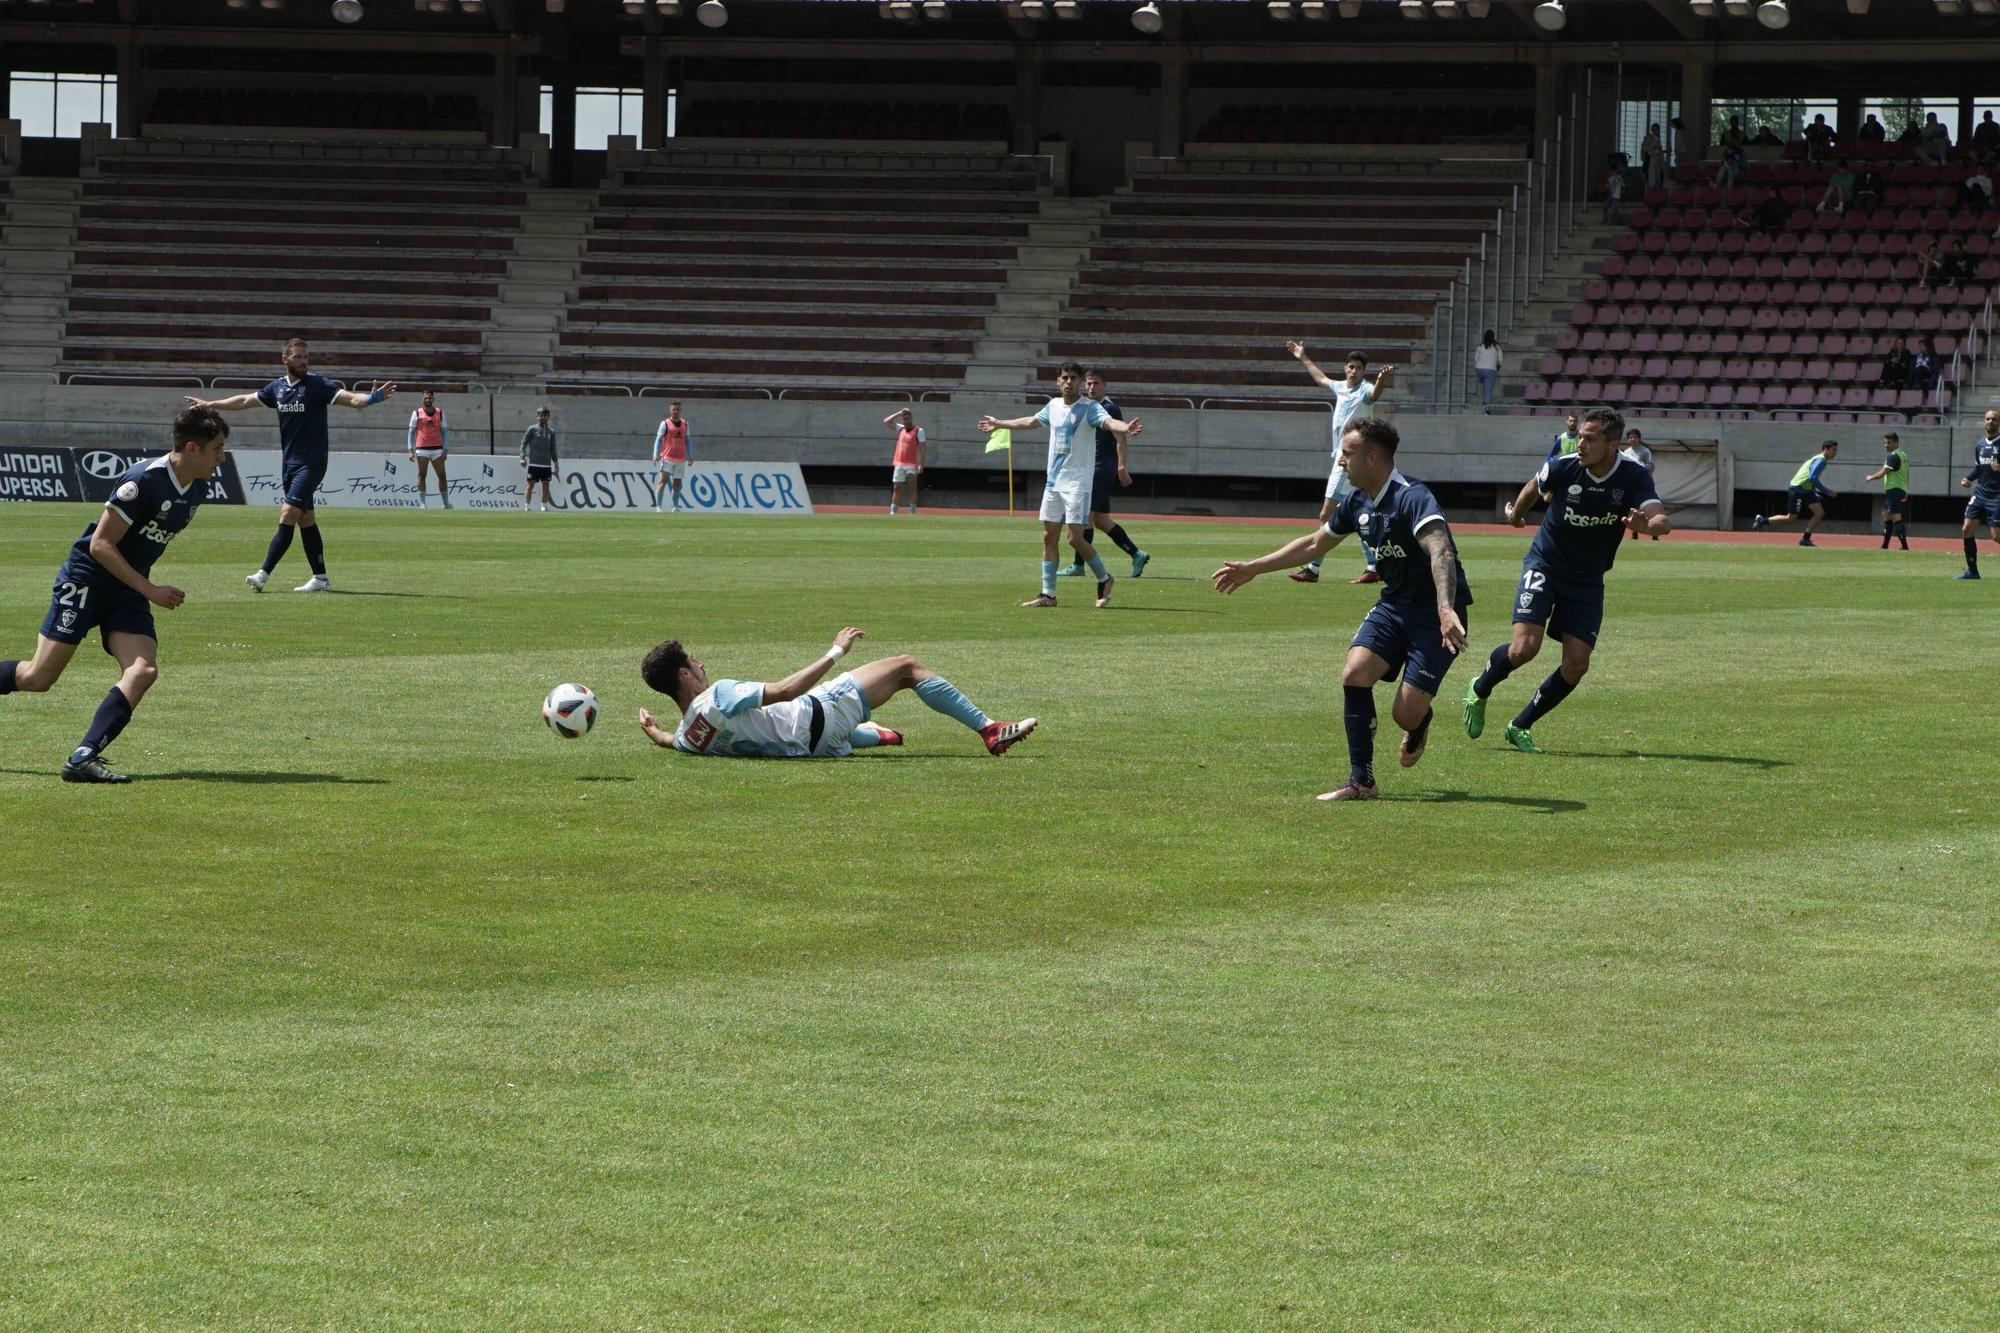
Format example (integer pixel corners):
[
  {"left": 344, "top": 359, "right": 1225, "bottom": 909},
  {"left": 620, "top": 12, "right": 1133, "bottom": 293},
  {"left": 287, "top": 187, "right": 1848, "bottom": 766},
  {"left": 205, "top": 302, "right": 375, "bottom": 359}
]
[
  {"left": 114, "top": 35, "right": 141, "bottom": 139},
  {"left": 1678, "top": 58, "right": 1710, "bottom": 157},
  {"left": 551, "top": 80, "right": 577, "bottom": 186},
  {"left": 642, "top": 37, "right": 670, "bottom": 149},
  {"left": 1957, "top": 95, "right": 1974, "bottom": 151},
  {"left": 1532, "top": 55, "right": 1560, "bottom": 155},
  {"left": 1011, "top": 45, "right": 1042, "bottom": 156},
  {"left": 1156, "top": 52, "right": 1186, "bottom": 159},
  {"left": 492, "top": 36, "right": 519, "bottom": 148},
  {"left": 1835, "top": 93, "right": 1860, "bottom": 145}
]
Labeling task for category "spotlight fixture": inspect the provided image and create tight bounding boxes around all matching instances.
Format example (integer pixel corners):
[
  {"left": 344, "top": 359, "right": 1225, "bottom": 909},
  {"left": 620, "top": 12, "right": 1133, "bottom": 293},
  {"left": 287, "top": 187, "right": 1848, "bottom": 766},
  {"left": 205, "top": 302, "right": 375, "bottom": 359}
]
[
  {"left": 1014, "top": 0, "right": 1049, "bottom": 16},
  {"left": 428, "top": 0, "right": 450, "bottom": 11},
  {"left": 696, "top": 0, "right": 727, "bottom": 25},
  {"left": 226, "top": 0, "right": 250, "bottom": 8},
  {"left": 1970, "top": 0, "right": 1996, "bottom": 11},
  {"left": 461, "top": 0, "right": 485, "bottom": 12},
  {"left": 623, "top": 0, "right": 645, "bottom": 12},
  {"left": 1131, "top": 1, "right": 1163, "bottom": 32},
  {"left": 1432, "top": 0, "right": 1462, "bottom": 16},
  {"left": 1269, "top": 1, "right": 1297, "bottom": 19},
  {"left": 260, "top": 0, "right": 282, "bottom": 10},
  {"left": 1935, "top": 0, "right": 1963, "bottom": 13},
  {"left": 880, "top": 0, "right": 918, "bottom": 16},
  {"left": 1756, "top": 0, "right": 1788, "bottom": 24},
  {"left": 1689, "top": 0, "right": 1716, "bottom": 15},
  {"left": 1465, "top": 0, "right": 1490, "bottom": 13},
  {"left": 1846, "top": 0, "right": 1868, "bottom": 12},
  {"left": 1399, "top": 0, "right": 1428, "bottom": 16},
  {"left": 923, "top": 0, "right": 949, "bottom": 15},
  {"left": 1533, "top": 0, "right": 1564, "bottom": 28},
  {"left": 656, "top": 0, "right": 681, "bottom": 12},
  {"left": 332, "top": 0, "right": 362, "bottom": 16},
  {"left": 1338, "top": 0, "right": 1362, "bottom": 14},
  {"left": 546, "top": 0, "right": 565, "bottom": 11},
  {"left": 1723, "top": 0, "right": 1750, "bottom": 14},
  {"left": 1299, "top": 0, "right": 1330, "bottom": 15},
  {"left": 1052, "top": 0, "right": 1082, "bottom": 16}
]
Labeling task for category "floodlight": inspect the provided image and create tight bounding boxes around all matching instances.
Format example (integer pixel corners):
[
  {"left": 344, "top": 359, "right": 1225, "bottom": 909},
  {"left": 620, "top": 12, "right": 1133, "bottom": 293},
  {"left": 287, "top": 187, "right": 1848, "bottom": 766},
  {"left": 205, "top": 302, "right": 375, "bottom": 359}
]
[
  {"left": 1756, "top": 0, "right": 1788, "bottom": 25},
  {"left": 1299, "top": 0, "right": 1331, "bottom": 15},
  {"left": 1465, "top": 0, "right": 1490, "bottom": 13},
  {"left": 1399, "top": 0, "right": 1427, "bottom": 15},
  {"left": 623, "top": 0, "right": 645, "bottom": 12},
  {"left": 1935, "top": 0, "right": 1963, "bottom": 13},
  {"left": 1689, "top": 0, "right": 1716, "bottom": 15},
  {"left": 226, "top": 0, "right": 250, "bottom": 8},
  {"left": 880, "top": 0, "right": 918, "bottom": 16},
  {"left": 696, "top": 0, "right": 727, "bottom": 24},
  {"left": 1338, "top": 0, "right": 1362, "bottom": 14},
  {"left": 1132, "top": 2, "right": 1163, "bottom": 32},
  {"left": 1270, "top": 1, "right": 1297, "bottom": 18},
  {"left": 1533, "top": 0, "right": 1564, "bottom": 27},
  {"left": 332, "top": 0, "right": 362, "bottom": 16},
  {"left": 1052, "top": 0, "right": 1082, "bottom": 16},
  {"left": 923, "top": 0, "right": 949, "bottom": 14},
  {"left": 1969, "top": 0, "right": 1996, "bottom": 11},
  {"left": 1723, "top": 0, "right": 1751, "bottom": 14},
  {"left": 656, "top": 0, "right": 681, "bottom": 13},
  {"left": 1015, "top": 0, "right": 1050, "bottom": 16},
  {"left": 461, "top": 0, "right": 485, "bottom": 11},
  {"left": 1845, "top": 0, "right": 1868, "bottom": 12}
]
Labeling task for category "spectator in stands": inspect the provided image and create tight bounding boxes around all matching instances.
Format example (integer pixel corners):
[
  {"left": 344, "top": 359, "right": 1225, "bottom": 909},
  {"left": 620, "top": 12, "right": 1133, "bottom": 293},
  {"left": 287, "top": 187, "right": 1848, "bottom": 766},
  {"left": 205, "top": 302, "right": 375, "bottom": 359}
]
[
  {"left": 1751, "top": 125, "right": 1783, "bottom": 147},
  {"left": 1601, "top": 162, "right": 1626, "bottom": 224},
  {"left": 1914, "top": 235, "right": 1941, "bottom": 289},
  {"left": 1858, "top": 113, "right": 1886, "bottom": 145},
  {"left": 1896, "top": 121, "right": 1922, "bottom": 146},
  {"left": 406, "top": 389, "right": 450, "bottom": 510},
  {"left": 1816, "top": 160, "right": 1856, "bottom": 214},
  {"left": 519, "top": 406, "right": 558, "bottom": 512},
  {"left": 1919, "top": 113, "right": 1953, "bottom": 166},
  {"left": 1974, "top": 110, "right": 2000, "bottom": 155},
  {"left": 1642, "top": 123, "right": 1667, "bottom": 191},
  {"left": 1960, "top": 162, "right": 1993, "bottom": 213},
  {"left": 1548, "top": 412, "right": 1581, "bottom": 460},
  {"left": 1715, "top": 143, "right": 1750, "bottom": 190},
  {"left": 1720, "top": 116, "right": 1746, "bottom": 152},
  {"left": 1880, "top": 340, "right": 1913, "bottom": 390},
  {"left": 1911, "top": 336, "right": 1940, "bottom": 393},
  {"left": 1474, "top": 331, "right": 1504, "bottom": 409},
  {"left": 1853, "top": 166, "right": 1884, "bottom": 213},
  {"left": 1803, "top": 113, "right": 1837, "bottom": 164},
  {"left": 1621, "top": 428, "right": 1660, "bottom": 541},
  {"left": 1738, "top": 188, "right": 1786, "bottom": 237},
  {"left": 1935, "top": 237, "right": 1974, "bottom": 289}
]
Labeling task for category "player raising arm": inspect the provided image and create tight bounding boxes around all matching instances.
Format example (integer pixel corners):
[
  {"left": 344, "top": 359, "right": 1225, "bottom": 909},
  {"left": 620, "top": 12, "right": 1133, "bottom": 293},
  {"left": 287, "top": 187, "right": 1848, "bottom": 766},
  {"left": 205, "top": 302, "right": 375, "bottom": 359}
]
[
  {"left": 639, "top": 628, "right": 1036, "bottom": 758},
  {"left": 1212, "top": 418, "right": 1471, "bottom": 803},
  {"left": 1285, "top": 342, "right": 1394, "bottom": 586}
]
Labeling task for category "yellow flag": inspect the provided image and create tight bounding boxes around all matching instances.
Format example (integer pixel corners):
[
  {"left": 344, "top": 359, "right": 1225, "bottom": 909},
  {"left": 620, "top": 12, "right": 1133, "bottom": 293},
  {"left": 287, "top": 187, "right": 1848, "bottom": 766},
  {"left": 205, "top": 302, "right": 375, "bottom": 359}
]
[{"left": 985, "top": 427, "right": 1013, "bottom": 454}]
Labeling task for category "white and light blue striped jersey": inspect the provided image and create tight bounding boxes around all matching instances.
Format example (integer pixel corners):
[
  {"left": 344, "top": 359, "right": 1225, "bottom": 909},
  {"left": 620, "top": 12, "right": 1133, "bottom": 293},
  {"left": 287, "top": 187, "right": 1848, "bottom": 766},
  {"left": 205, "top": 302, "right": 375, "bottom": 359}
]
[
  {"left": 673, "top": 679, "right": 814, "bottom": 758},
  {"left": 1034, "top": 396, "right": 1112, "bottom": 491},
  {"left": 1327, "top": 380, "right": 1376, "bottom": 455}
]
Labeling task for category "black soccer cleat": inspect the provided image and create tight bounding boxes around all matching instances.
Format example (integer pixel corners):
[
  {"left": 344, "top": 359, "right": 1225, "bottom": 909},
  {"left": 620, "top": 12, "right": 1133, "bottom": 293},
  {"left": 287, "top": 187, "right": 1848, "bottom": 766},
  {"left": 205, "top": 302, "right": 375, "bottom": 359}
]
[{"left": 61, "top": 753, "right": 130, "bottom": 784}]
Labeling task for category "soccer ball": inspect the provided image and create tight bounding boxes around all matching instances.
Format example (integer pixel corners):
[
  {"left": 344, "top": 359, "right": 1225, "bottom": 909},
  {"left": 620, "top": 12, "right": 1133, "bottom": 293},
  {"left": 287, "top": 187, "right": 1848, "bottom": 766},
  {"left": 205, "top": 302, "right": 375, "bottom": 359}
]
[{"left": 543, "top": 683, "right": 598, "bottom": 738}]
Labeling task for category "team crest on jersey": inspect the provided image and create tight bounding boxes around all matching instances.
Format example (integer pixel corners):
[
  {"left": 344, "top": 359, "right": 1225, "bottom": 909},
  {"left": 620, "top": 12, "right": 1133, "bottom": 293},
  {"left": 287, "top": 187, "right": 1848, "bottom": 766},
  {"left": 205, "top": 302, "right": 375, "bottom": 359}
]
[
  {"left": 1612, "top": 489, "right": 1625, "bottom": 504},
  {"left": 116, "top": 481, "right": 140, "bottom": 502},
  {"left": 59, "top": 609, "right": 76, "bottom": 630},
  {"left": 1358, "top": 513, "right": 1372, "bottom": 530},
  {"left": 1567, "top": 484, "right": 1583, "bottom": 496},
  {"left": 160, "top": 501, "right": 173, "bottom": 514}
]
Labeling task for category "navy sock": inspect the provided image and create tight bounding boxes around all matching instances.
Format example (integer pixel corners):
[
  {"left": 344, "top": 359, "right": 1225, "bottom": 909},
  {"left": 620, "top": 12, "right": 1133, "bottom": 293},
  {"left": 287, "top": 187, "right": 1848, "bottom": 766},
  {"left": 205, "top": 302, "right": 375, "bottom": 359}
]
[
  {"left": 76, "top": 686, "right": 133, "bottom": 760},
  {"left": 1472, "top": 643, "right": 1515, "bottom": 700},
  {"left": 1893, "top": 520, "right": 1906, "bottom": 545},
  {"left": 1104, "top": 523, "right": 1140, "bottom": 557},
  {"left": 1080, "top": 529, "right": 1094, "bottom": 551},
  {"left": 1967, "top": 538, "right": 1980, "bottom": 573},
  {"left": 0, "top": 659, "right": 16, "bottom": 695},
  {"left": 1513, "top": 670, "right": 1578, "bottom": 730},
  {"left": 299, "top": 525, "right": 326, "bottom": 577},
  {"left": 262, "top": 523, "right": 295, "bottom": 574},
  {"left": 1882, "top": 519, "right": 1893, "bottom": 545},
  {"left": 1342, "top": 685, "right": 1377, "bottom": 788}
]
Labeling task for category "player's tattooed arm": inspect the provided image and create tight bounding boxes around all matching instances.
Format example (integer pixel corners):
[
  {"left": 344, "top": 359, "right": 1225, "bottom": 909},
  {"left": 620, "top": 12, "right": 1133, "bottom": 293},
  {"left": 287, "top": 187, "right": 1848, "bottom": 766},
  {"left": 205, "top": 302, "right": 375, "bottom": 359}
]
[
  {"left": 1417, "top": 526, "right": 1467, "bottom": 653},
  {"left": 1212, "top": 526, "right": 1340, "bottom": 594},
  {"left": 1628, "top": 501, "right": 1673, "bottom": 537}
]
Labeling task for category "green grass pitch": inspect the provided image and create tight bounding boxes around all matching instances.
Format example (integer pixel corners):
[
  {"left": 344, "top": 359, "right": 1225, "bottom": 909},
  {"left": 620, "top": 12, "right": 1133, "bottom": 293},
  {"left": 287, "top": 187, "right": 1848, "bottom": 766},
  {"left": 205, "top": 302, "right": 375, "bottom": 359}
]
[{"left": 2, "top": 506, "right": 1994, "bottom": 1328}]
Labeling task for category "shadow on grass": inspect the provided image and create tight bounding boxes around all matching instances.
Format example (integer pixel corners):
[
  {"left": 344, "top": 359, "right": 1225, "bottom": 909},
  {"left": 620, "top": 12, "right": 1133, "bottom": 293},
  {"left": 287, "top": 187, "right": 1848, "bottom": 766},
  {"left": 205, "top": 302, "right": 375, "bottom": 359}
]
[
  {"left": 577, "top": 775, "right": 635, "bottom": 782},
  {"left": 1558, "top": 749, "right": 1792, "bottom": 770},
  {"left": 135, "top": 770, "right": 389, "bottom": 785},
  {"left": 328, "top": 590, "right": 468, "bottom": 600},
  {"left": 1098, "top": 606, "right": 1225, "bottom": 615},
  {"left": 1385, "top": 789, "right": 1586, "bottom": 816}
]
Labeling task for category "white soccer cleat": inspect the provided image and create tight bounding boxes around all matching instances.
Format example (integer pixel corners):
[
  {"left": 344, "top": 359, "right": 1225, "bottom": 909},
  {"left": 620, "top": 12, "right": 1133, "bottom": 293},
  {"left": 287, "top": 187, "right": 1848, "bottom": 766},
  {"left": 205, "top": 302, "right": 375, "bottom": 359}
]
[
  {"left": 294, "top": 574, "right": 331, "bottom": 593},
  {"left": 245, "top": 569, "right": 268, "bottom": 593}
]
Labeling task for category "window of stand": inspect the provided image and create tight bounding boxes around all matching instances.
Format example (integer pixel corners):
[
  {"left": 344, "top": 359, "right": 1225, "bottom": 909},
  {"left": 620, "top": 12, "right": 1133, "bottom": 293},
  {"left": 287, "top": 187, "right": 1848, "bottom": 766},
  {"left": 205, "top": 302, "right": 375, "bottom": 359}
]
[
  {"left": 538, "top": 86, "right": 676, "bottom": 150},
  {"left": 8, "top": 72, "right": 117, "bottom": 138}
]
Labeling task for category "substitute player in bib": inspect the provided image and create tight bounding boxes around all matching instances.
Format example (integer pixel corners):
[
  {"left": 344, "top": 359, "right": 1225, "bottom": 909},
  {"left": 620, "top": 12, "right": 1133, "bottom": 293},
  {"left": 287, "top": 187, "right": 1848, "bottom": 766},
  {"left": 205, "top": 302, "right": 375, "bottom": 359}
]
[
  {"left": 1463, "top": 407, "right": 1669, "bottom": 756},
  {"left": 1957, "top": 408, "right": 2000, "bottom": 579},
  {"left": 1751, "top": 441, "right": 1838, "bottom": 546},
  {"left": 1057, "top": 372, "right": 1149, "bottom": 580},
  {"left": 188, "top": 337, "right": 396, "bottom": 593},
  {"left": 978, "top": 363, "right": 1143, "bottom": 609},
  {"left": 406, "top": 389, "right": 451, "bottom": 510},
  {"left": 1212, "top": 419, "right": 1472, "bottom": 803},
  {"left": 639, "top": 627, "right": 1036, "bottom": 759},
  {"left": 1285, "top": 342, "right": 1394, "bottom": 586},
  {"left": 1863, "top": 431, "right": 1911, "bottom": 552},
  {"left": 0, "top": 407, "right": 230, "bottom": 783},
  {"left": 651, "top": 401, "right": 692, "bottom": 513},
  {"left": 883, "top": 409, "right": 924, "bottom": 515}
]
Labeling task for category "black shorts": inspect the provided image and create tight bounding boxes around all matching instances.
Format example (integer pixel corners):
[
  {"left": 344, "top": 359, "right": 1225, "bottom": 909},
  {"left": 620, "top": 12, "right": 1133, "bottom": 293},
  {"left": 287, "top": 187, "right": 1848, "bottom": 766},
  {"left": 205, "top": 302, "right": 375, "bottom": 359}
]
[
  {"left": 1786, "top": 486, "right": 1822, "bottom": 518},
  {"left": 1088, "top": 465, "right": 1120, "bottom": 516},
  {"left": 526, "top": 465, "right": 554, "bottom": 483},
  {"left": 40, "top": 574, "right": 155, "bottom": 653},
  {"left": 1883, "top": 488, "right": 1907, "bottom": 515},
  {"left": 283, "top": 457, "right": 327, "bottom": 511}
]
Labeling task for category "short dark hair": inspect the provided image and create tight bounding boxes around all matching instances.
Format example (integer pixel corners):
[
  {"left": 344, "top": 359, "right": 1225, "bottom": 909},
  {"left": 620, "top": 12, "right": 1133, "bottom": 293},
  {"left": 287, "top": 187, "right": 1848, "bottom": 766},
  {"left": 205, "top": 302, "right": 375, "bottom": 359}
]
[
  {"left": 174, "top": 405, "right": 229, "bottom": 449},
  {"left": 1345, "top": 351, "right": 1367, "bottom": 367},
  {"left": 1345, "top": 418, "right": 1399, "bottom": 457},
  {"left": 1058, "top": 361, "right": 1087, "bottom": 379},
  {"left": 1822, "top": 438, "right": 1840, "bottom": 450},
  {"left": 641, "top": 640, "right": 691, "bottom": 696},
  {"left": 283, "top": 336, "right": 308, "bottom": 353},
  {"left": 1623, "top": 428, "right": 1644, "bottom": 440},
  {"left": 1581, "top": 407, "right": 1625, "bottom": 439},
  {"left": 1883, "top": 431, "right": 1900, "bottom": 443}
]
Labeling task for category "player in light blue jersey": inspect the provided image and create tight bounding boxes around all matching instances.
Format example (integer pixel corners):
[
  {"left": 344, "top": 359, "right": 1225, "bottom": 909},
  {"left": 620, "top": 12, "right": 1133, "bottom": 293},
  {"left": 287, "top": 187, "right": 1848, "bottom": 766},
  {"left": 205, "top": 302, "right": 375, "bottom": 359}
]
[
  {"left": 189, "top": 337, "right": 397, "bottom": 593},
  {"left": 1285, "top": 342, "right": 1394, "bottom": 586},
  {"left": 979, "top": 362, "right": 1143, "bottom": 609},
  {"left": 639, "top": 628, "right": 1036, "bottom": 759}
]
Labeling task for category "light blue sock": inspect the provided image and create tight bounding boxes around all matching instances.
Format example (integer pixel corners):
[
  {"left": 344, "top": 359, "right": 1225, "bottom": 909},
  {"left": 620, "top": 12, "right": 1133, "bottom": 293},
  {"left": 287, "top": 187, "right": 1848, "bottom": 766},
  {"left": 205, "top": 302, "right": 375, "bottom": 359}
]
[
  {"left": 1087, "top": 553, "right": 1110, "bottom": 580},
  {"left": 850, "top": 725, "right": 885, "bottom": 749},
  {"left": 915, "top": 675, "right": 990, "bottom": 731},
  {"left": 1040, "top": 560, "right": 1057, "bottom": 596}
]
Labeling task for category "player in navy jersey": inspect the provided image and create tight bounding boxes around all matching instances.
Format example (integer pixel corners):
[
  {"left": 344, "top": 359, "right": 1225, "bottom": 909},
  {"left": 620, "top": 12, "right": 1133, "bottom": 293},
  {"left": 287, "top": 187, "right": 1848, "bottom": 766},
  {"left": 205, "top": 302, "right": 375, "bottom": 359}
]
[
  {"left": 1212, "top": 418, "right": 1471, "bottom": 802},
  {"left": 1463, "top": 407, "right": 1670, "bottom": 755},
  {"left": 1057, "top": 372, "right": 1150, "bottom": 580},
  {"left": 1957, "top": 407, "right": 2000, "bottom": 579},
  {"left": 187, "top": 337, "right": 396, "bottom": 593},
  {"left": 0, "top": 407, "right": 230, "bottom": 783}
]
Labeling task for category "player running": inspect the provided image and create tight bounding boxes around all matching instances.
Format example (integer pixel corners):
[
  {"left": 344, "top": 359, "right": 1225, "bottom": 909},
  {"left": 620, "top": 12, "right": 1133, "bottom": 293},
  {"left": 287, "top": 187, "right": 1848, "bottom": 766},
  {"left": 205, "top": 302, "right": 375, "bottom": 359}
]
[
  {"left": 0, "top": 407, "right": 230, "bottom": 783},
  {"left": 1751, "top": 440, "right": 1838, "bottom": 546},
  {"left": 978, "top": 362, "right": 1143, "bottom": 609},
  {"left": 651, "top": 401, "right": 692, "bottom": 513},
  {"left": 1285, "top": 342, "right": 1394, "bottom": 586},
  {"left": 1057, "top": 371, "right": 1149, "bottom": 579},
  {"left": 1958, "top": 408, "right": 2000, "bottom": 580},
  {"left": 1212, "top": 419, "right": 1471, "bottom": 803},
  {"left": 1863, "top": 431, "right": 1911, "bottom": 552},
  {"left": 406, "top": 389, "right": 451, "bottom": 509},
  {"left": 883, "top": 408, "right": 924, "bottom": 515},
  {"left": 187, "top": 336, "right": 397, "bottom": 593},
  {"left": 1463, "top": 407, "right": 1670, "bottom": 755},
  {"left": 639, "top": 628, "right": 1036, "bottom": 759}
]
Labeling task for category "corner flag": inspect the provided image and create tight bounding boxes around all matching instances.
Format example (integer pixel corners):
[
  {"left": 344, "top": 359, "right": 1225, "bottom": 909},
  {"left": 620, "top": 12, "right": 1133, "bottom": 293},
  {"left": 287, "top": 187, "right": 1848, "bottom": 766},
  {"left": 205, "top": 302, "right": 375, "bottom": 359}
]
[{"left": 986, "top": 428, "right": 1014, "bottom": 515}]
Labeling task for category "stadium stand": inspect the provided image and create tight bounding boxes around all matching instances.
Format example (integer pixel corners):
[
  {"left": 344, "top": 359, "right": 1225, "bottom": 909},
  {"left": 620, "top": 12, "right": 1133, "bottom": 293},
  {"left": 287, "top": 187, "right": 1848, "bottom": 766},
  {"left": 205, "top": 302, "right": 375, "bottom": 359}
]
[
  {"left": 147, "top": 89, "right": 484, "bottom": 136},
  {"left": 1196, "top": 103, "right": 1533, "bottom": 147},
  {"left": 675, "top": 99, "right": 1010, "bottom": 143},
  {"left": 56, "top": 137, "right": 530, "bottom": 386},
  {"left": 1524, "top": 151, "right": 1997, "bottom": 423}
]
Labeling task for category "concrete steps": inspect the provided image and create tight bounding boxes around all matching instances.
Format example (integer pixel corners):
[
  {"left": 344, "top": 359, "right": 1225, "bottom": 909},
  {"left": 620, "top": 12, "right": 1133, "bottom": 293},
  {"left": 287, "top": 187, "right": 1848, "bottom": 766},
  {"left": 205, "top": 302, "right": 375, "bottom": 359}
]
[
  {"left": 961, "top": 197, "right": 1110, "bottom": 392},
  {"left": 482, "top": 191, "right": 593, "bottom": 382},
  {"left": 0, "top": 180, "right": 79, "bottom": 371}
]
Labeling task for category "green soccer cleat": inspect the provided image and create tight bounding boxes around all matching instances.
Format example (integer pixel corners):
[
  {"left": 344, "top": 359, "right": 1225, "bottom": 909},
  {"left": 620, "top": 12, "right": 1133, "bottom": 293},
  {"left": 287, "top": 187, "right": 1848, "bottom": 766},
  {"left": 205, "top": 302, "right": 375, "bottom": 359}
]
[
  {"left": 1130, "top": 550, "right": 1150, "bottom": 578},
  {"left": 1504, "top": 724, "right": 1543, "bottom": 755},
  {"left": 1055, "top": 561, "right": 1086, "bottom": 578},
  {"left": 1463, "top": 679, "right": 1487, "bottom": 739}
]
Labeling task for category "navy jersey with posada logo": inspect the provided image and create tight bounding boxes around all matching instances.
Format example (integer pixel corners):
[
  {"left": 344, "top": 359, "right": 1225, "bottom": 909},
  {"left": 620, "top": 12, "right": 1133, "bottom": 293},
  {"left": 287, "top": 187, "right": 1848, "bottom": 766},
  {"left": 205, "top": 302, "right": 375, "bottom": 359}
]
[
  {"left": 58, "top": 455, "right": 212, "bottom": 586},
  {"left": 1970, "top": 437, "right": 2000, "bottom": 500},
  {"left": 1526, "top": 453, "right": 1661, "bottom": 584},
  {"left": 256, "top": 372, "right": 340, "bottom": 469},
  {"left": 1326, "top": 475, "right": 1473, "bottom": 613}
]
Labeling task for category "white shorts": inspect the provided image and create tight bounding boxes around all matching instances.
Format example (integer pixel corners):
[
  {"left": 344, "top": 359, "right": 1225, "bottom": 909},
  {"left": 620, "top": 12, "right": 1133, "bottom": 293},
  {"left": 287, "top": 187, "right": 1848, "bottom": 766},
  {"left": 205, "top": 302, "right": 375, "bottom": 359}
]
[
  {"left": 657, "top": 460, "right": 687, "bottom": 482},
  {"left": 413, "top": 447, "right": 446, "bottom": 462},
  {"left": 1325, "top": 462, "right": 1352, "bottom": 501},
  {"left": 892, "top": 464, "right": 920, "bottom": 483},
  {"left": 809, "top": 672, "right": 872, "bottom": 758},
  {"left": 1039, "top": 486, "right": 1090, "bottom": 525}
]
